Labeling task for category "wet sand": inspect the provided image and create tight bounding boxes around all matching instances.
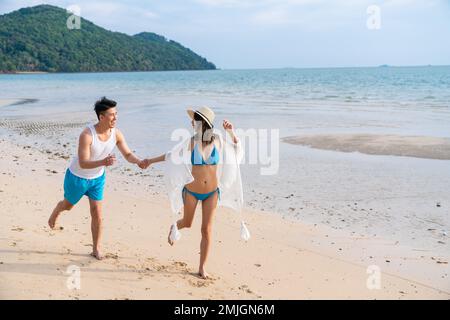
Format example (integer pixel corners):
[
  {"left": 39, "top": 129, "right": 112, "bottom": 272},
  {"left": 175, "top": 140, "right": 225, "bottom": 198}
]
[
  {"left": 0, "top": 99, "right": 21, "bottom": 108},
  {"left": 282, "top": 134, "right": 450, "bottom": 160},
  {"left": 0, "top": 119, "right": 88, "bottom": 136}
]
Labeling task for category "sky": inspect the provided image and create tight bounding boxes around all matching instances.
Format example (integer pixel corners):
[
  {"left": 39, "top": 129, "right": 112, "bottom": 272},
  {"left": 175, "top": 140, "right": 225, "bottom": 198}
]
[{"left": 0, "top": 0, "right": 449, "bottom": 69}]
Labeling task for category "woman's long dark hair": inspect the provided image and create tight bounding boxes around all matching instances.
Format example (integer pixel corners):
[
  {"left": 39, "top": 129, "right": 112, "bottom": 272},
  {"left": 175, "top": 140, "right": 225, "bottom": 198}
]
[{"left": 194, "top": 112, "right": 215, "bottom": 145}]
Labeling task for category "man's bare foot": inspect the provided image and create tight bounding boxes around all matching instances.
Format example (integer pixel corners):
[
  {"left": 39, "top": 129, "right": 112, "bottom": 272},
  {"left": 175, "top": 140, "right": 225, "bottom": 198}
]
[
  {"left": 198, "top": 269, "right": 210, "bottom": 280},
  {"left": 90, "top": 250, "right": 103, "bottom": 260},
  {"left": 48, "top": 211, "right": 60, "bottom": 229},
  {"left": 168, "top": 225, "right": 174, "bottom": 246}
]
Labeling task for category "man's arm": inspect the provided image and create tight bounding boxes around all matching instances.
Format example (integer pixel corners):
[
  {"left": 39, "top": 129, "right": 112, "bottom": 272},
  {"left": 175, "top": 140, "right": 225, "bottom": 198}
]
[
  {"left": 78, "top": 129, "right": 115, "bottom": 169},
  {"left": 116, "top": 129, "right": 144, "bottom": 167}
]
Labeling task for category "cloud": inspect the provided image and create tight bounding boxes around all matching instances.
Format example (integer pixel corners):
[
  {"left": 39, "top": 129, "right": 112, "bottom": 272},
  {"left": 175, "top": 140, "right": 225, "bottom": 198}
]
[
  {"left": 193, "top": 0, "right": 317, "bottom": 7},
  {"left": 76, "top": 2, "right": 158, "bottom": 20},
  {"left": 0, "top": 1, "right": 158, "bottom": 22},
  {"left": 193, "top": 0, "right": 263, "bottom": 7},
  {"left": 251, "top": 8, "right": 296, "bottom": 26},
  {"left": 383, "top": 0, "right": 441, "bottom": 7}
]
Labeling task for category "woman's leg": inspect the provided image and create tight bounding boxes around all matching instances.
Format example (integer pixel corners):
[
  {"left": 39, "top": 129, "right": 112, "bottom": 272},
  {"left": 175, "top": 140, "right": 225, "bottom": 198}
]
[
  {"left": 168, "top": 189, "right": 198, "bottom": 245},
  {"left": 199, "top": 190, "right": 219, "bottom": 279},
  {"left": 178, "top": 190, "right": 198, "bottom": 229}
]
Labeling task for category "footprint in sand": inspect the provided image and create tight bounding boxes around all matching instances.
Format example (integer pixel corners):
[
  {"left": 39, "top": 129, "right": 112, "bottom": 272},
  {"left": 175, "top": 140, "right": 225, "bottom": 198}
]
[
  {"left": 186, "top": 271, "right": 219, "bottom": 287},
  {"left": 105, "top": 253, "right": 119, "bottom": 260},
  {"left": 173, "top": 261, "right": 187, "bottom": 267},
  {"left": 45, "top": 226, "right": 64, "bottom": 232},
  {"left": 238, "top": 284, "right": 256, "bottom": 295},
  {"left": 155, "top": 265, "right": 168, "bottom": 272},
  {"left": 11, "top": 227, "right": 24, "bottom": 232},
  {"left": 172, "top": 261, "right": 188, "bottom": 271},
  {"left": 189, "top": 279, "right": 212, "bottom": 288}
]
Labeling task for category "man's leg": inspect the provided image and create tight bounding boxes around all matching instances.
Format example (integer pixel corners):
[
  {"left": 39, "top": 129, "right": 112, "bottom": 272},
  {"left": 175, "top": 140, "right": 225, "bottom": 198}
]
[
  {"left": 48, "top": 199, "right": 74, "bottom": 229},
  {"left": 89, "top": 198, "right": 103, "bottom": 260},
  {"left": 49, "top": 170, "right": 83, "bottom": 229}
]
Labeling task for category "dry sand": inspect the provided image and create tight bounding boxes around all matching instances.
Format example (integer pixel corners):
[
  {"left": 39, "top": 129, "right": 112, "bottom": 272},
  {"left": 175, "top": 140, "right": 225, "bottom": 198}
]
[
  {"left": 282, "top": 134, "right": 450, "bottom": 160},
  {"left": 0, "top": 138, "right": 449, "bottom": 300}
]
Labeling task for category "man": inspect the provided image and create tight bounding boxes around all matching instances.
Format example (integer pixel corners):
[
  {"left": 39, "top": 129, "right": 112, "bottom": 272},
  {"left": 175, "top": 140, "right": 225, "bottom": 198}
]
[{"left": 48, "top": 97, "right": 148, "bottom": 260}]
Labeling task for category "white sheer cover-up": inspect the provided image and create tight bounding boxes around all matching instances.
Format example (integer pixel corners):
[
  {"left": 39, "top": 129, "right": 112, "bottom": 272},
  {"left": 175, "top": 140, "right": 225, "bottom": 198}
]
[{"left": 163, "top": 130, "right": 250, "bottom": 241}]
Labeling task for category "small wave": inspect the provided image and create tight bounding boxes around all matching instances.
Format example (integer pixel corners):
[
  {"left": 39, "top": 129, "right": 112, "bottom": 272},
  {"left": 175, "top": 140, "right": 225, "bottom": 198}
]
[
  {"left": 9, "top": 98, "right": 39, "bottom": 106},
  {"left": 322, "top": 95, "right": 340, "bottom": 99}
]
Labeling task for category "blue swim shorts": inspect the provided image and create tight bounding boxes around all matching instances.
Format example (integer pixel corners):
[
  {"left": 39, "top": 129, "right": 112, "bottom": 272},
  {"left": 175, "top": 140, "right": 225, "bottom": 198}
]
[{"left": 64, "top": 169, "right": 106, "bottom": 205}]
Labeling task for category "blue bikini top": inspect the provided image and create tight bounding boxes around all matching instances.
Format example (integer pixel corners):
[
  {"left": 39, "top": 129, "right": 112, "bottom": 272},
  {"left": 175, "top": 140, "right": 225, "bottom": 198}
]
[{"left": 191, "top": 143, "right": 220, "bottom": 166}]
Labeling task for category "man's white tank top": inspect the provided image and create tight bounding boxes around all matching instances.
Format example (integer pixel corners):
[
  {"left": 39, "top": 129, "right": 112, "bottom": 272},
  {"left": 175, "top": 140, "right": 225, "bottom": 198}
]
[{"left": 69, "top": 125, "right": 117, "bottom": 179}]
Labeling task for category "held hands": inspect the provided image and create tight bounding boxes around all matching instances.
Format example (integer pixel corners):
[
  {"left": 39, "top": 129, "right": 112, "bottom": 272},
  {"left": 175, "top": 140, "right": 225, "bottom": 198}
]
[
  {"left": 103, "top": 154, "right": 116, "bottom": 167},
  {"left": 138, "top": 158, "right": 152, "bottom": 170},
  {"left": 103, "top": 154, "right": 151, "bottom": 169}
]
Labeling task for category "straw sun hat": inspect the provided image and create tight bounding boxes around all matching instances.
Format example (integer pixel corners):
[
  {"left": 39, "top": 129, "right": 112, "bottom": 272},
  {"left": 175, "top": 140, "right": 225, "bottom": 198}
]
[{"left": 187, "top": 106, "right": 215, "bottom": 128}]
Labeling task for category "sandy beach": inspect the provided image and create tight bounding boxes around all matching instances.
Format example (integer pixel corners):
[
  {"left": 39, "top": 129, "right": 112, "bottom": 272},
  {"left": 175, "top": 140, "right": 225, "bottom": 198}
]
[{"left": 0, "top": 137, "right": 449, "bottom": 300}]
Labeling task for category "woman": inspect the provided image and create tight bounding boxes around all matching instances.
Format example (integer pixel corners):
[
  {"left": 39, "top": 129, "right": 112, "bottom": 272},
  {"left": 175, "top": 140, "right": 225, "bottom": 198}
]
[{"left": 145, "top": 106, "right": 247, "bottom": 279}]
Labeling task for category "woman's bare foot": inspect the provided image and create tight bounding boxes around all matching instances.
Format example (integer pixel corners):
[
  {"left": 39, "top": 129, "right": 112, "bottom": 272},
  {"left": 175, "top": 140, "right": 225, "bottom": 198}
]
[
  {"left": 168, "top": 225, "right": 174, "bottom": 246},
  {"left": 198, "top": 268, "right": 210, "bottom": 280},
  {"left": 90, "top": 250, "right": 103, "bottom": 260}
]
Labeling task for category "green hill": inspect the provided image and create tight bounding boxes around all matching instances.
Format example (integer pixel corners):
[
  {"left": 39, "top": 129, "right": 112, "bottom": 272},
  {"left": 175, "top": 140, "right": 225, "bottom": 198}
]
[{"left": 0, "top": 5, "right": 216, "bottom": 73}]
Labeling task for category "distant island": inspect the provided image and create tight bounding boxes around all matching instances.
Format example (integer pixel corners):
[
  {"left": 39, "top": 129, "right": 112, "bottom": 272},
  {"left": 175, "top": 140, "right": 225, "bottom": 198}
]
[{"left": 0, "top": 5, "right": 216, "bottom": 73}]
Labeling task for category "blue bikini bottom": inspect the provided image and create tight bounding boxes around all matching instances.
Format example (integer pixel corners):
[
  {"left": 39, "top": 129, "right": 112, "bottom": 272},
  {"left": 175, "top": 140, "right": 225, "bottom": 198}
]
[{"left": 182, "top": 187, "right": 220, "bottom": 202}]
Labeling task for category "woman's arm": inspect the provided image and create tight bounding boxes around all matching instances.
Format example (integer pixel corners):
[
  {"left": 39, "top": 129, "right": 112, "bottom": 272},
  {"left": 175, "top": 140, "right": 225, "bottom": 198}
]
[
  {"left": 222, "top": 119, "right": 244, "bottom": 163},
  {"left": 223, "top": 119, "right": 239, "bottom": 144},
  {"left": 149, "top": 154, "right": 166, "bottom": 164},
  {"left": 141, "top": 136, "right": 193, "bottom": 169},
  {"left": 138, "top": 153, "right": 166, "bottom": 169}
]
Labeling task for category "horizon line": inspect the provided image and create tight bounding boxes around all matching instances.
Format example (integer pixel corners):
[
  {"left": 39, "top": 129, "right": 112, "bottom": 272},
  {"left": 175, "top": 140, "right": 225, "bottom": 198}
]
[
  {"left": 219, "top": 64, "right": 450, "bottom": 71},
  {"left": 1, "top": 64, "right": 450, "bottom": 76}
]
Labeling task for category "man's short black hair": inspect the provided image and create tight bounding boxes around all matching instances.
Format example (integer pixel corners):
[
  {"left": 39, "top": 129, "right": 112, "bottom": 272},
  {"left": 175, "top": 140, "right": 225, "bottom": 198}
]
[{"left": 94, "top": 97, "right": 117, "bottom": 120}]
